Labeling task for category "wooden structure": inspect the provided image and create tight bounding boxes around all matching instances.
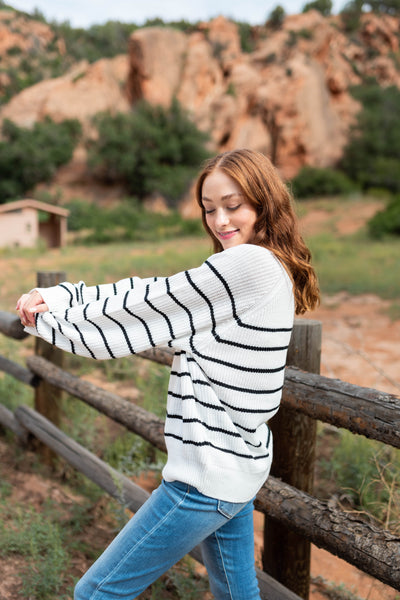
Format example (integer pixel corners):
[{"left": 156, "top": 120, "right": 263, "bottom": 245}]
[
  {"left": 0, "top": 199, "right": 69, "bottom": 248},
  {"left": 1, "top": 271, "right": 400, "bottom": 599}
]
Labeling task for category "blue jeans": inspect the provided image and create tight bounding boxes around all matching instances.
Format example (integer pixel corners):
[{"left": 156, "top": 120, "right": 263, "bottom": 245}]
[{"left": 75, "top": 479, "right": 261, "bottom": 600}]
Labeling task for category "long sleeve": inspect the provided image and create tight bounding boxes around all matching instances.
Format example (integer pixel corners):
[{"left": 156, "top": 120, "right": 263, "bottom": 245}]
[
  {"left": 36, "top": 275, "right": 160, "bottom": 310},
  {"left": 25, "top": 244, "right": 287, "bottom": 361}
]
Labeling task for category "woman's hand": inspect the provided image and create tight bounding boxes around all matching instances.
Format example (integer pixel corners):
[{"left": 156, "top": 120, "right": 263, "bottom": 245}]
[{"left": 16, "top": 290, "right": 48, "bottom": 327}]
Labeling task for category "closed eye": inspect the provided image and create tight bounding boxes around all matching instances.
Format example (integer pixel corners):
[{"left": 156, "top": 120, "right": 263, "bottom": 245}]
[
  {"left": 227, "top": 205, "right": 241, "bottom": 211},
  {"left": 205, "top": 208, "right": 215, "bottom": 214}
]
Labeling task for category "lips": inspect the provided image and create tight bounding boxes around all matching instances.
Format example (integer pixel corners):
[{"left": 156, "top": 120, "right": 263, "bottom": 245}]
[{"left": 218, "top": 230, "right": 239, "bottom": 240}]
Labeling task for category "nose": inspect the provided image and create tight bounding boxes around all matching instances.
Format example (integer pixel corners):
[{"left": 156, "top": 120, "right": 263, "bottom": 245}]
[{"left": 215, "top": 208, "right": 230, "bottom": 228}]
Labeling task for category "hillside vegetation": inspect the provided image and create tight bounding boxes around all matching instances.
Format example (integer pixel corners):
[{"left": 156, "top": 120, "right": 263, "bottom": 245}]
[{"left": 0, "top": 0, "right": 399, "bottom": 232}]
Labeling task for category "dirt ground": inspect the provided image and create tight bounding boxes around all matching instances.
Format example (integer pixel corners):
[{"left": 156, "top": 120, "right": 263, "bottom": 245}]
[{"left": 1, "top": 198, "right": 399, "bottom": 600}]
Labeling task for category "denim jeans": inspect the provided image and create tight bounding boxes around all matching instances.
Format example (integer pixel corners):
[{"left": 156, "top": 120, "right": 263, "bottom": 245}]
[{"left": 74, "top": 479, "right": 261, "bottom": 600}]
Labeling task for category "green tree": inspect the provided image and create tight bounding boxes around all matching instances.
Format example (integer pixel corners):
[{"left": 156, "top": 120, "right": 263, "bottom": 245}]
[
  {"left": 268, "top": 6, "right": 286, "bottom": 29},
  {"left": 0, "top": 118, "right": 81, "bottom": 203},
  {"left": 88, "top": 100, "right": 210, "bottom": 205},
  {"left": 368, "top": 195, "right": 400, "bottom": 238},
  {"left": 340, "top": 84, "right": 400, "bottom": 193},
  {"left": 302, "top": 0, "right": 333, "bottom": 16},
  {"left": 340, "top": 0, "right": 400, "bottom": 30},
  {"left": 340, "top": 0, "right": 363, "bottom": 31},
  {"left": 291, "top": 166, "right": 355, "bottom": 198}
]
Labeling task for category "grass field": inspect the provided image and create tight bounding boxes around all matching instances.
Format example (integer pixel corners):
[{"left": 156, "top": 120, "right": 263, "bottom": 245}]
[{"left": 1, "top": 196, "right": 400, "bottom": 312}]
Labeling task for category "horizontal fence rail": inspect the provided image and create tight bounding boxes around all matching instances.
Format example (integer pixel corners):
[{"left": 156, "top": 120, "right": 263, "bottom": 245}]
[{"left": 1, "top": 309, "right": 400, "bottom": 595}]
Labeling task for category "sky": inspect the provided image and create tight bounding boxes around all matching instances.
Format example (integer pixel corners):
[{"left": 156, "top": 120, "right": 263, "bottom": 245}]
[{"left": 8, "top": 0, "right": 348, "bottom": 28}]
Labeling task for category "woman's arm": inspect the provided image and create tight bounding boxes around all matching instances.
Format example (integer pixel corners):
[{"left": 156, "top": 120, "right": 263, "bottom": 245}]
[
  {"left": 18, "top": 245, "right": 286, "bottom": 360},
  {"left": 16, "top": 275, "right": 160, "bottom": 327}
]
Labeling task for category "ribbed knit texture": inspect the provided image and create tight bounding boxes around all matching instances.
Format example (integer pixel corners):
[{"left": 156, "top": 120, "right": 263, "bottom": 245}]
[{"left": 26, "top": 244, "right": 294, "bottom": 502}]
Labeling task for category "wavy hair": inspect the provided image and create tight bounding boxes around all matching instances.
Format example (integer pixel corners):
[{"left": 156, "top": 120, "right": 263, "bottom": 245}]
[{"left": 195, "top": 149, "right": 320, "bottom": 314}]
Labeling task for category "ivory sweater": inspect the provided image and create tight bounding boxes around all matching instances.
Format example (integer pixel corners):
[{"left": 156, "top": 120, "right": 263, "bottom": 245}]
[{"left": 26, "top": 244, "right": 294, "bottom": 502}]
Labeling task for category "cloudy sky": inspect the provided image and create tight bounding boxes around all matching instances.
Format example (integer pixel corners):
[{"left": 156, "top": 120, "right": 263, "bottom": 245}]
[{"left": 8, "top": 0, "right": 347, "bottom": 28}]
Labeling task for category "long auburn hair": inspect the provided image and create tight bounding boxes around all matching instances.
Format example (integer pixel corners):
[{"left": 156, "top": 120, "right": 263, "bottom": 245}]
[{"left": 195, "top": 149, "right": 320, "bottom": 315}]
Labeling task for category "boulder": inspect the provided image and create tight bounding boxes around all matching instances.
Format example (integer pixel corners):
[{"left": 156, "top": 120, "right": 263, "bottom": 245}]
[{"left": 0, "top": 56, "right": 130, "bottom": 132}]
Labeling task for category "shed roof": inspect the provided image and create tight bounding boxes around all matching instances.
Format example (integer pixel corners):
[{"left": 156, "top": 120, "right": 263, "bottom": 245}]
[{"left": 0, "top": 199, "right": 69, "bottom": 217}]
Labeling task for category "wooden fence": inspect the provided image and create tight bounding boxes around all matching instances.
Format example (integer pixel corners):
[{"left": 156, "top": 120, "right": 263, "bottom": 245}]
[{"left": 1, "top": 272, "right": 400, "bottom": 600}]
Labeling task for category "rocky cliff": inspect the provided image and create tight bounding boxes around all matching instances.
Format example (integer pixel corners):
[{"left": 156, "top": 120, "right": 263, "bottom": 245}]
[{"left": 0, "top": 9, "right": 399, "bottom": 184}]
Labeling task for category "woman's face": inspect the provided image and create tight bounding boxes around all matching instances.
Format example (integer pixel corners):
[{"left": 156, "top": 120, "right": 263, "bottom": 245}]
[{"left": 201, "top": 169, "right": 258, "bottom": 250}]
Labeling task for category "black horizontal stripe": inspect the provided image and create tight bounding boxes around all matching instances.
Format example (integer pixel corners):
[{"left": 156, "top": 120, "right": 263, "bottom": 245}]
[
  {"left": 209, "top": 375, "right": 283, "bottom": 395},
  {"left": 96, "top": 300, "right": 116, "bottom": 357},
  {"left": 55, "top": 319, "right": 76, "bottom": 355},
  {"left": 123, "top": 290, "right": 155, "bottom": 347},
  {"left": 168, "top": 390, "right": 280, "bottom": 415},
  {"left": 190, "top": 336, "right": 287, "bottom": 371},
  {"left": 205, "top": 259, "right": 292, "bottom": 333},
  {"left": 79, "top": 282, "right": 85, "bottom": 304},
  {"left": 59, "top": 283, "right": 74, "bottom": 308},
  {"left": 167, "top": 412, "right": 241, "bottom": 438},
  {"left": 212, "top": 335, "right": 289, "bottom": 352},
  {"left": 164, "top": 432, "right": 269, "bottom": 460},
  {"left": 170, "top": 370, "right": 191, "bottom": 377},
  {"left": 166, "top": 278, "right": 196, "bottom": 335},
  {"left": 266, "top": 426, "right": 271, "bottom": 449},
  {"left": 144, "top": 283, "right": 175, "bottom": 340},
  {"left": 167, "top": 413, "right": 262, "bottom": 448},
  {"left": 177, "top": 349, "right": 285, "bottom": 373},
  {"left": 72, "top": 321, "right": 96, "bottom": 359},
  {"left": 168, "top": 390, "right": 225, "bottom": 412},
  {"left": 103, "top": 297, "right": 135, "bottom": 355},
  {"left": 171, "top": 367, "right": 283, "bottom": 397}
]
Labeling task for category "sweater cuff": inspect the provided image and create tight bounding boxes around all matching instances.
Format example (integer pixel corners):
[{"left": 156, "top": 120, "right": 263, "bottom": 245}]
[{"left": 34, "top": 284, "right": 72, "bottom": 312}]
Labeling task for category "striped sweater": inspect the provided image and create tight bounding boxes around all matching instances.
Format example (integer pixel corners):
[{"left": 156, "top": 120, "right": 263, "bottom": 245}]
[{"left": 26, "top": 244, "right": 294, "bottom": 502}]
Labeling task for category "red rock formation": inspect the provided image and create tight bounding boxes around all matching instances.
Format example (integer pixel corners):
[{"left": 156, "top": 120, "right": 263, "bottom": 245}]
[
  {"left": 0, "top": 10, "right": 399, "bottom": 194},
  {"left": 0, "top": 56, "right": 130, "bottom": 132}
]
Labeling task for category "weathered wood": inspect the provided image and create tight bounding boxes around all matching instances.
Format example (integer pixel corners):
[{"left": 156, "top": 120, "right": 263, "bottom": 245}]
[
  {"left": 138, "top": 338, "right": 400, "bottom": 449},
  {"left": 138, "top": 347, "right": 174, "bottom": 367},
  {"left": 0, "top": 310, "right": 29, "bottom": 340},
  {"left": 27, "top": 355, "right": 167, "bottom": 452},
  {"left": 263, "top": 319, "right": 322, "bottom": 598},
  {"left": 14, "top": 404, "right": 302, "bottom": 600},
  {"left": 34, "top": 271, "right": 66, "bottom": 464},
  {"left": 0, "top": 403, "right": 28, "bottom": 442},
  {"left": 0, "top": 354, "right": 39, "bottom": 387},
  {"left": 283, "top": 367, "right": 400, "bottom": 448},
  {"left": 256, "top": 476, "right": 400, "bottom": 592}
]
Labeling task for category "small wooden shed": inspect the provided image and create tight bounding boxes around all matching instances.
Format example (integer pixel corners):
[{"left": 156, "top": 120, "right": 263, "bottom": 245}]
[{"left": 0, "top": 199, "right": 69, "bottom": 249}]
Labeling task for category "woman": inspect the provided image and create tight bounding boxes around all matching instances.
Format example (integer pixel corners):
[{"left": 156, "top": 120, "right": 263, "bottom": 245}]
[{"left": 17, "top": 149, "right": 319, "bottom": 600}]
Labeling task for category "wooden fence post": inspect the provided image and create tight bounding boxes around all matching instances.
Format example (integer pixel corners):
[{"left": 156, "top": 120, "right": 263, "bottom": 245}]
[
  {"left": 34, "top": 271, "right": 66, "bottom": 465},
  {"left": 262, "top": 319, "right": 322, "bottom": 599}
]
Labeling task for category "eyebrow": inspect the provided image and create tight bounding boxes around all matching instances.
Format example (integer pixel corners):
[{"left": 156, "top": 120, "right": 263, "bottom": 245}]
[{"left": 201, "top": 193, "right": 244, "bottom": 203}]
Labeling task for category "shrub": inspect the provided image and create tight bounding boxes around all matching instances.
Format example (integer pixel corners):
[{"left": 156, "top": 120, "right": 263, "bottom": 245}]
[
  {"left": 327, "top": 431, "right": 400, "bottom": 529},
  {"left": 368, "top": 195, "right": 400, "bottom": 238},
  {"left": 341, "top": 84, "right": 400, "bottom": 193},
  {"left": 291, "top": 166, "right": 356, "bottom": 198},
  {"left": 65, "top": 199, "right": 204, "bottom": 244},
  {"left": 235, "top": 21, "right": 256, "bottom": 53},
  {"left": 0, "top": 118, "right": 81, "bottom": 203},
  {"left": 267, "top": 6, "right": 286, "bottom": 29},
  {"left": 51, "top": 20, "right": 139, "bottom": 63},
  {"left": 302, "top": 0, "right": 333, "bottom": 15},
  {"left": 88, "top": 99, "right": 210, "bottom": 206}
]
